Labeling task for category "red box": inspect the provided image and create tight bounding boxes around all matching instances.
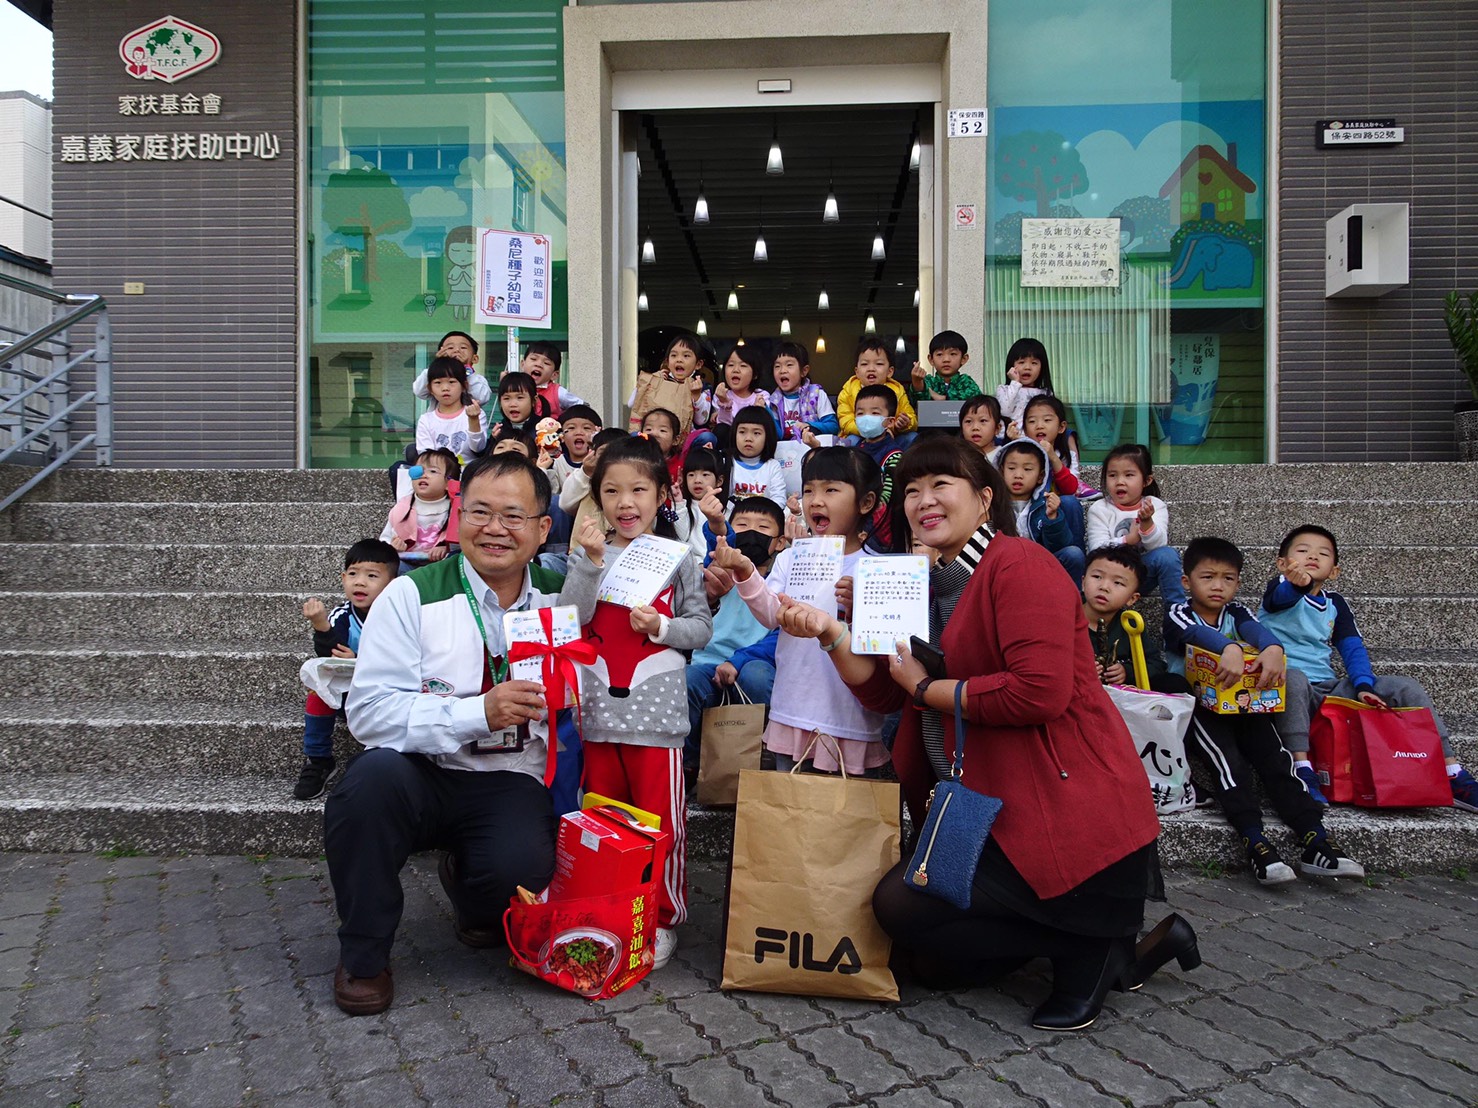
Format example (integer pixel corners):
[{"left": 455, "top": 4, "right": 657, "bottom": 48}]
[{"left": 550, "top": 806, "right": 670, "bottom": 901}]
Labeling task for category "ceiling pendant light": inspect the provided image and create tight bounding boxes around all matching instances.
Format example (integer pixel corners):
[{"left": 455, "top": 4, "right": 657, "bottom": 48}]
[
  {"left": 823, "top": 186, "right": 839, "bottom": 224},
  {"left": 780, "top": 317, "right": 792, "bottom": 336},
  {"left": 909, "top": 140, "right": 920, "bottom": 171},
  {"left": 753, "top": 229, "right": 768, "bottom": 262},
  {"left": 864, "top": 314, "right": 877, "bottom": 334},
  {"left": 913, "top": 286, "right": 921, "bottom": 308},
  {"left": 641, "top": 230, "right": 655, "bottom": 264},
  {"left": 896, "top": 332, "right": 906, "bottom": 355},
  {"left": 694, "top": 160, "right": 710, "bottom": 224},
  {"left": 815, "top": 328, "right": 827, "bottom": 354},
  {"left": 638, "top": 289, "right": 649, "bottom": 312},
  {"left": 696, "top": 318, "right": 708, "bottom": 337},
  {"left": 817, "top": 288, "right": 830, "bottom": 311},
  {"left": 737, "top": 329, "right": 746, "bottom": 346},
  {"left": 766, "top": 118, "right": 784, "bottom": 175},
  {"left": 727, "top": 289, "right": 739, "bottom": 310},
  {"left": 871, "top": 222, "right": 886, "bottom": 261}
]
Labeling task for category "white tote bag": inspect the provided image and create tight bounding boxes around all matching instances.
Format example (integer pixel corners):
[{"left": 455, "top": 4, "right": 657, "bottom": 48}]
[{"left": 1106, "top": 685, "right": 1196, "bottom": 815}]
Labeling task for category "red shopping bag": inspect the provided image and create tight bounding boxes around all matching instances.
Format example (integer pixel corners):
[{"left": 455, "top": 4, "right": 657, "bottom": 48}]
[
  {"left": 1347, "top": 705, "right": 1451, "bottom": 809},
  {"left": 503, "top": 804, "right": 670, "bottom": 1000},
  {"left": 1309, "top": 697, "right": 1361, "bottom": 803}
]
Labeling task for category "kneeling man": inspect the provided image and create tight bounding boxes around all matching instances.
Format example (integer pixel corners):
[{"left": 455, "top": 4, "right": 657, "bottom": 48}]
[{"left": 326, "top": 452, "right": 564, "bottom": 1015}]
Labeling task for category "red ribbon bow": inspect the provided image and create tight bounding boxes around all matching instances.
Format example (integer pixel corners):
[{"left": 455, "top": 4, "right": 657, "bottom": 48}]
[{"left": 507, "top": 606, "right": 598, "bottom": 786}]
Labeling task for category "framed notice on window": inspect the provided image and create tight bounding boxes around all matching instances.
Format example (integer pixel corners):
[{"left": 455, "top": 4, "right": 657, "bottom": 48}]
[{"left": 1020, "top": 218, "right": 1121, "bottom": 288}]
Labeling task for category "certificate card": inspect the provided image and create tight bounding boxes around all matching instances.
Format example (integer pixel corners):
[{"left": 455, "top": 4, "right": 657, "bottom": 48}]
[
  {"left": 595, "top": 534, "right": 690, "bottom": 609},
  {"left": 850, "top": 555, "right": 931, "bottom": 655},
  {"left": 783, "top": 536, "right": 846, "bottom": 612},
  {"left": 504, "top": 605, "right": 582, "bottom": 706}
]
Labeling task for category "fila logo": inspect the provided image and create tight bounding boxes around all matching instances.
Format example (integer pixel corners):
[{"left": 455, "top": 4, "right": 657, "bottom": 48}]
[
  {"left": 753, "top": 927, "right": 862, "bottom": 974},
  {"left": 1392, "top": 751, "right": 1428, "bottom": 759}
]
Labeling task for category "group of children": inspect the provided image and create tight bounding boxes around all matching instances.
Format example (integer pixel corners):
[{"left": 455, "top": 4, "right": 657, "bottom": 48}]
[{"left": 292, "top": 327, "right": 1477, "bottom": 950}]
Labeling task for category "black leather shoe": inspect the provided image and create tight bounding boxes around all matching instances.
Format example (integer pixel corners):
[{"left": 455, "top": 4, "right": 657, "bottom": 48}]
[
  {"left": 1121, "top": 913, "right": 1201, "bottom": 992},
  {"left": 1031, "top": 940, "right": 1134, "bottom": 1031},
  {"left": 438, "top": 852, "right": 505, "bottom": 949}
]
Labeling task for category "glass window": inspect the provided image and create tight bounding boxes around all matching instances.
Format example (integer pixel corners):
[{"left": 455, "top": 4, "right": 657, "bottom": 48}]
[
  {"left": 307, "top": 0, "right": 569, "bottom": 467},
  {"left": 987, "top": 0, "right": 1267, "bottom": 465}
]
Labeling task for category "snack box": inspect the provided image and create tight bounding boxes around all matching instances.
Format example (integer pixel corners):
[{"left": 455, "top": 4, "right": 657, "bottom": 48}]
[
  {"left": 549, "top": 805, "right": 671, "bottom": 902},
  {"left": 1185, "top": 644, "right": 1285, "bottom": 714}
]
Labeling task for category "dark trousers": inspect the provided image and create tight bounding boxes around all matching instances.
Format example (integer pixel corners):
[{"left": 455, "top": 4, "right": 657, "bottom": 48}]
[
  {"left": 1187, "top": 706, "right": 1322, "bottom": 838},
  {"left": 324, "top": 748, "right": 556, "bottom": 977}
]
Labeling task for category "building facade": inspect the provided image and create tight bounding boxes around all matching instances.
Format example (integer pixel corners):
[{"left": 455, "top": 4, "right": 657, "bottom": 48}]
[{"left": 43, "top": 0, "right": 1478, "bottom": 468}]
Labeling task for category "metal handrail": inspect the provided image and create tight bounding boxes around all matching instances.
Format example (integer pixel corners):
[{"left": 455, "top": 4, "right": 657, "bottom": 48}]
[{"left": 0, "top": 272, "right": 112, "bottom": 511}]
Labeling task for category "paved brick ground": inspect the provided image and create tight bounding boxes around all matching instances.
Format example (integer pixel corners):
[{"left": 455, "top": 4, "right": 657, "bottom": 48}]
[{"left": 0, "top": 852, "right": 1472, "bottom": 1107}]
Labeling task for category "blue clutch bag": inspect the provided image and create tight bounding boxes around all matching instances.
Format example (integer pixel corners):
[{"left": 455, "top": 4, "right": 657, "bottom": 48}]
[{"left": 904, "top": 682, "right": 1003, "bottom": 910}]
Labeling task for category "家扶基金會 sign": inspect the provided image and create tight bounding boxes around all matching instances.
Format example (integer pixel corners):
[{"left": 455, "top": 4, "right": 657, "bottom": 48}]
[
  {"left": 119, "top": 16, "right": 221, "bottom": 83},
  {"left": 475, "top": 230, "right": 553, "bottom": 329}
]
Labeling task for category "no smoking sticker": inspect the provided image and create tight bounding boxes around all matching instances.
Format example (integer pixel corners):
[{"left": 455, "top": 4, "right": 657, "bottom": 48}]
[{"left": 954, "top": 204, "right": 978, "bottom": 230}]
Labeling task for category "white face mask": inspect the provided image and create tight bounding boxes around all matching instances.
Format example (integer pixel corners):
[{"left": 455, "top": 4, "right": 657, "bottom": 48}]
[{"left": 855, "top": 414, "right": 887, "bottom": 439}]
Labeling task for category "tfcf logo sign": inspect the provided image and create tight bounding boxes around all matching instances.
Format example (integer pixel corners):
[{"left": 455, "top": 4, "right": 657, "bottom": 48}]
[{"left": 119, "top": 16, "right": 221, "bottom": 83}]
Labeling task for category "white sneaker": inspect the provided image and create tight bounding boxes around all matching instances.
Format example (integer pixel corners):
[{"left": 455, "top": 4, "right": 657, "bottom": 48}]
[{"left": 652, "top": 927, "right": 677, "bottom": 970}]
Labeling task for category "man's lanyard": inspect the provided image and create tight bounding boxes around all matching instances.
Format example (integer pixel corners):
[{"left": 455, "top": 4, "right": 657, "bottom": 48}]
[{"left": 458, "top": 554, "right": 510, "bottom": 686}]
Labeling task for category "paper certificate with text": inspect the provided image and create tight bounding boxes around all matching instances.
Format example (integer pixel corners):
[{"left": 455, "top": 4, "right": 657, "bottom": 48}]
[
  {"left": 595, "top": 534, "right": 691, "bottom": 609},
  {"left": 782, "top": 536, "right": 846, "bottom": 613},
  {"left": 850, "top": 555, "right": 931, "bottom": 655}
]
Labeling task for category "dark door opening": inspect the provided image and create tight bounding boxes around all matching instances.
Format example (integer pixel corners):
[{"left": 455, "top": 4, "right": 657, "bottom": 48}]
[{"left": 632, "top": 104, "right": 924, "bottom": 396}]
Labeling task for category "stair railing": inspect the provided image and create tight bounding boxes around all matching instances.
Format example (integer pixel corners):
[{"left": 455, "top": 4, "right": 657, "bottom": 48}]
[{"left": 0, "top": 271, "right": 112, "bottom": 512}]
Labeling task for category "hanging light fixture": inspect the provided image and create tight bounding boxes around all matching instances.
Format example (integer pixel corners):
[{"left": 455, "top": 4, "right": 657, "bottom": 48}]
[
  {"left": 817, "top": 288, "right": 830, "bottom": 311},
  {"left": 913, "top": 286, "right": 921, "bottom": 308},
  {"left": 823, "top": 182, "right": 839, "bottom": 223},
  {"left": 693, "top": 162, "right": 710, "bottom": 224},
  {"left": 780, "top": 317, "right": 792, "bottom": 336},
  {"left": 896, "top": 332, "right": 906, "bottom": 355},
  {"left": 815, "top": 328, "right": 827, "bottom": 354},
  {"left": 753, "top": 228, "right": 768, "bottom": 262},
  {"left": 871, "top": 222, "right": 886, "bottom": 261},
  {"left": 737, "top": 329, "right": 746, "bottom": 346},
  {"left": 727, "top": 289, "right": 739, "bottom": 310},
  {"left": 766, "top": 118, "right": 784, "bottom": 174},
  {"left": 864, "top": 314, "right": 877, "bottom": 334},
  {"left": 696, "top": 318, "right": 708, "bottom": 336},
  {"left": 641, "top": 231, "right": 655, "bottom": 265},
  {"left": 638, "top": 289, "right": 649, "bottom": 312},
  {"left": 909, "top": 140, "right": 921, "bottom": 171}
]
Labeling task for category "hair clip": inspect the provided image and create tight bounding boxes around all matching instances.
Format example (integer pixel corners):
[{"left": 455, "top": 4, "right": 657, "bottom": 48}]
[
  {"left": 635, "top": 431, "right": 650, "bottom": 441},
  {"left": 658, "top": 501, "right": 679, "bottom": 525}
]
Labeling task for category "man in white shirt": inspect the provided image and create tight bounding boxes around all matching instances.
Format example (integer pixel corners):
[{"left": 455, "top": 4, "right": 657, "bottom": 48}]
[{"left": 326, "top": 453, "right": 564, "bottom": 1015}]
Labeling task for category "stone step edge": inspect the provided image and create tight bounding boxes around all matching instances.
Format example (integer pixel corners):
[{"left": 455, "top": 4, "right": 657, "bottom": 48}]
[{"left": 0, "top": 785, "right": 1472, "bottom": 872}]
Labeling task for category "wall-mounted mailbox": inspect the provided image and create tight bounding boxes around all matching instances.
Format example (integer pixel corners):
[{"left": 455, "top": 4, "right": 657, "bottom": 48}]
[{"left": 1326, "top": 203, "right": 1409, "bottom": 298}]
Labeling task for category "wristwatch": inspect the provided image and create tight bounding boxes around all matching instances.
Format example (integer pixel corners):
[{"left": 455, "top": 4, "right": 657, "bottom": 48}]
[{"left": 912, "top": 677, "right": 936, "bottom": 708}]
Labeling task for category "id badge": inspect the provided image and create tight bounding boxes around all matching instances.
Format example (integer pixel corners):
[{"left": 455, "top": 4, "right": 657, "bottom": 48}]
[{"left": 470, "top": 724, "right": 527, "bottom": 755}]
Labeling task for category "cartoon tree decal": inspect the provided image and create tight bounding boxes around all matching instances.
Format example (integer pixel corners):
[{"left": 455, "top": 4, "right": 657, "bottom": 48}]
[
  {"left": 1110, "top": 195, "right": 1174, "bottom": 254},
  {"left": 995, "top": 131, "right": 1089, "bottom": 218},
  {"left": 321, "top": 166, "right": 412, "bottom": 284}
]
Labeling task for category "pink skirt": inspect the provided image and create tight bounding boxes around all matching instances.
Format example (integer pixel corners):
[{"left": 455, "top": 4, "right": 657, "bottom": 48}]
[{"left": 763, "top": 722, "right": 891, "bottom": 775}]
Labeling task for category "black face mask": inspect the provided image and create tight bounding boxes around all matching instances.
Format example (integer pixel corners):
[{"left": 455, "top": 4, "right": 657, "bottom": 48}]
[{"left": 733, "top": 530, "right": 775, "bottom": 570}]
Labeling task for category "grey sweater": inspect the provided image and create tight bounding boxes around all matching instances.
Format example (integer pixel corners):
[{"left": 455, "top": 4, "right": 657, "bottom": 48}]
[{"left": 559, "top": 545, "right": 712, "bottom": 748}]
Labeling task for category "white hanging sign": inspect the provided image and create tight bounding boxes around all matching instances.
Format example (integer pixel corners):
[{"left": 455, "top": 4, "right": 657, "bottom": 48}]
[{"left": 475, "top": 229, "right": 553, "bottom": 329}]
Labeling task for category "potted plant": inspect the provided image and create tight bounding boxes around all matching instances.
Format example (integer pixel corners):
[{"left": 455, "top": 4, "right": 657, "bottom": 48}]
[{"left": 1443, "top": 291, "right": 1478, "bottom": 460}]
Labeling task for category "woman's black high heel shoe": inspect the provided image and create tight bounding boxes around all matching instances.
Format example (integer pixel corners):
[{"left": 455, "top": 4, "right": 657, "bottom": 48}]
[
  {"left": 1031, "top": 940, "right": 1134, "bottom": 1031},
  {"left": 1120, "top": 913, "right": 1201, "bottom": 992}
]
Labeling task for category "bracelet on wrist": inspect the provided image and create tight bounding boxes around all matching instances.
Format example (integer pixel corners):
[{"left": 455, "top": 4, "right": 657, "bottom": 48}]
[{"left": 821, "top": 623, "right": 849, "bottom": 653}]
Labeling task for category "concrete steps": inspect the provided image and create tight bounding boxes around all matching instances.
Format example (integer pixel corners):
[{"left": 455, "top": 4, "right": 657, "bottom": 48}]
[{"left": 0, "top": 461, "right": 1474, "bottom": 869}]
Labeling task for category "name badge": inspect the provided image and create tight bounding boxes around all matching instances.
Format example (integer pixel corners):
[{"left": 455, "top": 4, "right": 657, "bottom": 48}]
[{"left": 470, "top": 724, "right": 527, "bottom": 755}]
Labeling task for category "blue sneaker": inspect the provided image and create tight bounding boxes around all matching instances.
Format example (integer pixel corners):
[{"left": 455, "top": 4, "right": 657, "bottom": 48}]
[
  {"left": 1296, "top": 764, "right": 1329, "bottom": 805},
  {"left": 1451, "top": 767, "right": 1478, "bottom": 813}
]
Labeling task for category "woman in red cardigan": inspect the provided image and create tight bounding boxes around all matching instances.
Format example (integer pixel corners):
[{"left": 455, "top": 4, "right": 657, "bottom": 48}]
[{"left": 770, "top": 438, "right": 1198, "bottom": 1030}]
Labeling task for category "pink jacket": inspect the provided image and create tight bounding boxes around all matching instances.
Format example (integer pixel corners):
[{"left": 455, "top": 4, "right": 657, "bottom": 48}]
[{"left": 386, "top": 479, "right": 461, "bottom": 548}]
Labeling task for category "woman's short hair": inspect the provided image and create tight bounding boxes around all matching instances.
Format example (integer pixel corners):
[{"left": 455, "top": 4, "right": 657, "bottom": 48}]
[{"left": 891, "top": 436, "right": 1017, "bottom": 538}]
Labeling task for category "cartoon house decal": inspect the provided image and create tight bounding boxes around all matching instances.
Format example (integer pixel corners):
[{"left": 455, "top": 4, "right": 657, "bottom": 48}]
[{"left": 1159, "top": 144, "right": 1256, "bottom": 225}]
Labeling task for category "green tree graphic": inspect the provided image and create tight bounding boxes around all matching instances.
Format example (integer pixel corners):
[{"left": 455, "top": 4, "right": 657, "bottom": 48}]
[
  {"left": 322, "top": 167, "right": 412, "bottom": 285},
  {"left": 995, "top": 131, "right": 1089, "bottom": 218}
]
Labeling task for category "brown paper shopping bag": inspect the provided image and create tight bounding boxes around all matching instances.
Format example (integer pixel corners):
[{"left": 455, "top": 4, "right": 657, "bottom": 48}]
[
  {"left": 721, "top": 736, "right": 901, "bottom": 1001},
  {"left": 696, "top": 687, "right": 766, "bottom": 807}
]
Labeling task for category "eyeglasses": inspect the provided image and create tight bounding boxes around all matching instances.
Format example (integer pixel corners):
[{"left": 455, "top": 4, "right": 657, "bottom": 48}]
[{"left": 463, "top": 507, "right": 543, "bottom": 531}]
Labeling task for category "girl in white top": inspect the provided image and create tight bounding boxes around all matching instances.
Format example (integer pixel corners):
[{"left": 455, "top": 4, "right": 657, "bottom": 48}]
[
  {"left": 727, "top": 407, "right": 787, "bottom": 507},
  {"left": 415, "top": 357, "right": 486, "bottom": 461},
  {"left": 995, "top": 337, "right": 1053, "bottom": 431},
  {"left": 1084, "top": 443, "right": 1185, "bottom": 604},
  {"left": 711, "top": 344, "right": 771, "bottom": 427},
  {"left": 716, "top": 446, "right": 888, "bottom": 776}
]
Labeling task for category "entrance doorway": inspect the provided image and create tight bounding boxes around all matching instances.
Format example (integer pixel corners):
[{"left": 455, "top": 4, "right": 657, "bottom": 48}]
[{"left": 630, "top": 106, "right": 925, "bottom": 397}]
